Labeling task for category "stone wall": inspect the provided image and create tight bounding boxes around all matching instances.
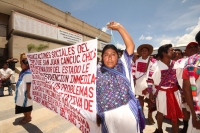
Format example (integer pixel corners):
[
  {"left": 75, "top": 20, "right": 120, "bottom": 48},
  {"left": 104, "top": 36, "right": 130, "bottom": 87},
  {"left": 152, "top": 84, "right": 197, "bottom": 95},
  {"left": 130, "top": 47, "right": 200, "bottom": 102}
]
[
  {"left": 9, "top": 35, "right": 69, "bottom": 67},
  {"left": 0, "top": 0, "right": 111, "bottom": 43}
]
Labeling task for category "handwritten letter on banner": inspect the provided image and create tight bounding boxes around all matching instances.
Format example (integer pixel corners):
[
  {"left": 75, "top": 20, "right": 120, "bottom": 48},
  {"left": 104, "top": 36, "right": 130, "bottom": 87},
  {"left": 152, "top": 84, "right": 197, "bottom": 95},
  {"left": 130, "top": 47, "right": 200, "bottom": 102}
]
[{"left": 27, "top": 39, "right": 98, "bottom": 133}]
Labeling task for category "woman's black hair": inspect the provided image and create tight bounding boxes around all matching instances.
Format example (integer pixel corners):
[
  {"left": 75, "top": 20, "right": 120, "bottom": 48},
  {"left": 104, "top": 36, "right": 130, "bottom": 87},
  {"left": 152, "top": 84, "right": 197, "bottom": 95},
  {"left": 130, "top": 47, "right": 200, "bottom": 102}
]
[
  {"left": 157, "top": 44, "right": 172, "bottom": 59},
  {"left": 21, "top": 59, "right": 29, "bottom": 65},
  {"left": 101, "top": 44, "right": 119, "bottom": 66}
]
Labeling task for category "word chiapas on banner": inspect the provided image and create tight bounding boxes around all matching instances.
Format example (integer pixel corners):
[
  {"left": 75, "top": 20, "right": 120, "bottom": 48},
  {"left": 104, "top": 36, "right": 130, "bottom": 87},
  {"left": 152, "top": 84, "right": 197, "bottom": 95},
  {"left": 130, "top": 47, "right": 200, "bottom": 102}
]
[{"left": 27, "top": 39, "right": 98, "bottom": 133}]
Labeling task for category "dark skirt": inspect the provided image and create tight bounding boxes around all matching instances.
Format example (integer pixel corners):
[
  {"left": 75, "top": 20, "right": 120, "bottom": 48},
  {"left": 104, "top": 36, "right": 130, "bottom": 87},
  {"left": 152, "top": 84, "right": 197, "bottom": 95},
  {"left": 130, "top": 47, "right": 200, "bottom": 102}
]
[{"left": 15, "top": 105, "right": 33, "bottom": 114}]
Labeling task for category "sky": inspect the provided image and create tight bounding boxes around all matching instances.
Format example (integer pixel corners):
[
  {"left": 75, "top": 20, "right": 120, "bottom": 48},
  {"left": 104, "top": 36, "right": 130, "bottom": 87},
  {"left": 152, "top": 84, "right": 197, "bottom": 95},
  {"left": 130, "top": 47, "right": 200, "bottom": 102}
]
[{"left": 42, "top": 0, "right": 200, "bottom": 50}]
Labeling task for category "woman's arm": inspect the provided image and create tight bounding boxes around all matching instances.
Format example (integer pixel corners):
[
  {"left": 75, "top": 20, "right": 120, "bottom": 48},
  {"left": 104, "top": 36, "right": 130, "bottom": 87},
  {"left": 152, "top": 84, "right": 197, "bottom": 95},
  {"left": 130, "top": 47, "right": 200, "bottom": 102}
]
[
  {"left": 183, "top": 79, "right": 200, "bottom": 129},
  {"left": 27, "top": 83, "right": 32, "bottom": 100},
  {"left": 183, "top": 79, "right": 195, "bottom": 117},
  {"left": 107, "top": 22, "right": 134, "bottom": 55}
]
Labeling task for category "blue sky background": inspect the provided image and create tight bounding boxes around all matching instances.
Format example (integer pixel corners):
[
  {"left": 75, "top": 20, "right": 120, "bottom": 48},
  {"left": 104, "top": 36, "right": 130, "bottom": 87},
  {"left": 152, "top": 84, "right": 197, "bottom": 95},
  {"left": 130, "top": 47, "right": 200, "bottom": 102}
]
[{"left": 42, "top": 0, "right": 200, "bottom": 50}]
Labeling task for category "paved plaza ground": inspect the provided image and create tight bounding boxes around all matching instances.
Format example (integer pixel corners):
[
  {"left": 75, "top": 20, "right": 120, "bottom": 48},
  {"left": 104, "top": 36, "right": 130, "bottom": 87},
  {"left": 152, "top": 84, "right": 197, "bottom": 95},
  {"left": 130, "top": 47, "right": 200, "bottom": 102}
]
[{"left": 0, "top": 88, "right": 183, "bottom": 133}]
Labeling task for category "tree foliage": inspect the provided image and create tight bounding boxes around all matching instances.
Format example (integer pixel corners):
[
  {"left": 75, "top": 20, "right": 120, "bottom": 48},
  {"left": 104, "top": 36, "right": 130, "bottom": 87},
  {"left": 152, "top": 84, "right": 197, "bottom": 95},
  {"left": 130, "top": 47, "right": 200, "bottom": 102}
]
[{"left": 27, "top": 44, "right": 49, "bottom": 52}]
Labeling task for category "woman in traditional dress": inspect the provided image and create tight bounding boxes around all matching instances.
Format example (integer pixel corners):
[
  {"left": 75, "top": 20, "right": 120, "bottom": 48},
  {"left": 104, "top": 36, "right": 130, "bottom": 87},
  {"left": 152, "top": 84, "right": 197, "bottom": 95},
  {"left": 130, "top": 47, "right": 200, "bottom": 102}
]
[
  {"left": 96, "top": 21, "right": 145, "bottom": 133},
  {"left": 15, "top": 53, "right": 33, "bottom": 124}
]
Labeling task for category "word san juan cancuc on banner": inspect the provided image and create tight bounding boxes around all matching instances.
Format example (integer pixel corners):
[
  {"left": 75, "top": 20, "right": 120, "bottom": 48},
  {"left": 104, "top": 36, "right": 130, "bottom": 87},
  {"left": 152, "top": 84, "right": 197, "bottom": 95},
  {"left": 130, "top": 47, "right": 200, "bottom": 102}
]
[{"left": 26, "top": 39, "right": 99, "bottom": 133}]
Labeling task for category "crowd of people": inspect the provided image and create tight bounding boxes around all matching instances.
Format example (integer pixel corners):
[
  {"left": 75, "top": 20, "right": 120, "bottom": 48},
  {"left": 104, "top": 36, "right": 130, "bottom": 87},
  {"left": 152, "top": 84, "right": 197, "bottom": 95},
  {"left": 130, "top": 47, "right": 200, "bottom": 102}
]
[
  {"left": 0, "top": 54, "right": 33, "bottom": 125},
  {"left": 96, "top": 21, "right": 200, "bottom": 133},
  {"left": 0, "top": 21, "right": 200, "bottom": 133},
  {"left": 130, "top": 36, "right": 200, "bottom": 133}
]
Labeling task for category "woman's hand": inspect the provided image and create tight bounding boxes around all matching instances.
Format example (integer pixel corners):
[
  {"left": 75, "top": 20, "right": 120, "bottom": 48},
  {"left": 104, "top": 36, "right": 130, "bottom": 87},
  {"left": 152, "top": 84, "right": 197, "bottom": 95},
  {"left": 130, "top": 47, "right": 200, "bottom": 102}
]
[
  {"left": 27, "top": 92, "right": 32, "bottom": 100},
  {"left": 107, "top": 21, "right": 122, "bottom": 31},
  {"left": 107, "top": 21, "right": 134, "bottom": 55}
]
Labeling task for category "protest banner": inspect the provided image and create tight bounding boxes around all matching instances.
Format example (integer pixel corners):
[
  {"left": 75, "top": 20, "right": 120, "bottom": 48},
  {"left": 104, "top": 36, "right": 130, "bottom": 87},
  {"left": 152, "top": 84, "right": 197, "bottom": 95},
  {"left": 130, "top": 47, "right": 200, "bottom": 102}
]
[{"left": 27, "top": 39, "right": 98, "bottom": 133}]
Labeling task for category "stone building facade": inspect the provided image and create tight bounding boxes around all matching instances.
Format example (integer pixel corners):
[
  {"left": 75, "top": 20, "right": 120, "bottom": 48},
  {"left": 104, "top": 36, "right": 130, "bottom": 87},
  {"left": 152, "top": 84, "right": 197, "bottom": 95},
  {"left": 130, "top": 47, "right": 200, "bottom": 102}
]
[{"left": 0, "top": 0, "right": 110, "bottom": 69}]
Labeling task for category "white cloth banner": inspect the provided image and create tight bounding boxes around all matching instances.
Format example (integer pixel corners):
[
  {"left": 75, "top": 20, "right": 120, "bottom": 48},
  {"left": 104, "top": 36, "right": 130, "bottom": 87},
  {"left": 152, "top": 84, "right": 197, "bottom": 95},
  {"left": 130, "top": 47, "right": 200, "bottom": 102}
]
[{"left": 27, "top": 39, "right": 98, "bottom": 133}]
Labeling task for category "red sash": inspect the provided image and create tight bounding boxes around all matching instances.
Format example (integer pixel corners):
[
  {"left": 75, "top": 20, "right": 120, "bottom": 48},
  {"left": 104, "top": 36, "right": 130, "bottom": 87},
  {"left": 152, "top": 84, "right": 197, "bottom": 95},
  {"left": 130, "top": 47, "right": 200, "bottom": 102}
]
[{"left": 155, "top": 85, "right": 184, "bottom": 123}]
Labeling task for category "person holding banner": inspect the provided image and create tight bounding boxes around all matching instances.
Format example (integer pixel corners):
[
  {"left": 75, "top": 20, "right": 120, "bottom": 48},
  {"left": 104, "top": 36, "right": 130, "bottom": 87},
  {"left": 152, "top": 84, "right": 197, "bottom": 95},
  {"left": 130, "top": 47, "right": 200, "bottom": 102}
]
[
  {"left": 96, "top": 21, "right": 145, "bottom": 133},
  {"left": 15, "top": 53, "right": 33, "bottom": 124}
]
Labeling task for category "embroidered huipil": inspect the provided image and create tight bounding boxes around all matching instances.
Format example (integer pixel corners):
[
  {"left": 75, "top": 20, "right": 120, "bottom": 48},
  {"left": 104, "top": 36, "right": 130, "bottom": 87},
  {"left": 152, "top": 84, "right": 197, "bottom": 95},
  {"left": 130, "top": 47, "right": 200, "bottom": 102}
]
[
  {"left": 132, "top": 57, "right": 156, "bottom": 96},
  {"left": 97, "top": 50, "right": 145, "bottom": 133},
  {"left": 147, "top": 60, "right": 183, "bottom": 123},
  {"left": 15, "top": 69, "right": 32, "bottom": 107}
]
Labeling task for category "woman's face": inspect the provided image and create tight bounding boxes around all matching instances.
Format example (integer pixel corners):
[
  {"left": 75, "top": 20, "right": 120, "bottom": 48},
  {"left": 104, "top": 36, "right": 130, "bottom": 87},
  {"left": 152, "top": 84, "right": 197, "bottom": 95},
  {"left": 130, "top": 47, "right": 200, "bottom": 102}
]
[
  {"left": 21, "top": 63, "right": 29, "bottom": 70},
  {"left": 103, "top": 48, "right": 118, "bottom": 68}
]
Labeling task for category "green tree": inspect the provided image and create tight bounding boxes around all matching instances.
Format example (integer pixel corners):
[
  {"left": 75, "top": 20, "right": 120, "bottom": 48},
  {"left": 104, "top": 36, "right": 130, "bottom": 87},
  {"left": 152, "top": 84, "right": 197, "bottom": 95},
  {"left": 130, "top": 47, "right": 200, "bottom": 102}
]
[
  {"left": 27, "top": 44, "right": 35, "bottom": 52},
  {"left": 35, "top": 44, "right": 49, "bottom": 52},
  {"left": 27, "top": 44, "right": 49, "bottom": 52}
]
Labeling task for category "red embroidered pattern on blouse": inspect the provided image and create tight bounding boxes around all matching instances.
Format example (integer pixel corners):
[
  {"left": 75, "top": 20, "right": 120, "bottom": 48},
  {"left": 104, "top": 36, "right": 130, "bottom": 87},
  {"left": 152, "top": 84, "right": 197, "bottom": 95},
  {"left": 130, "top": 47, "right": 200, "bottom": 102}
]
[{"left": 137, "top": 62, "right": 147, "bottom": 72}]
